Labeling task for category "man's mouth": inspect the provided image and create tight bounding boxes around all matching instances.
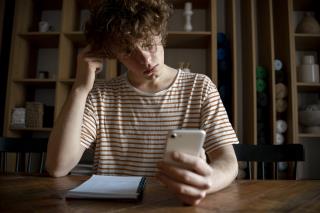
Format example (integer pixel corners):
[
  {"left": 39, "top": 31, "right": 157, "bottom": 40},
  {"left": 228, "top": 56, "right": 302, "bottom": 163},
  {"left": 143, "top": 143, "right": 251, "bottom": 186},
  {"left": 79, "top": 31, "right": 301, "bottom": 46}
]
[{"left": 143, "top": 64, "right": 158, "bottom": 75}]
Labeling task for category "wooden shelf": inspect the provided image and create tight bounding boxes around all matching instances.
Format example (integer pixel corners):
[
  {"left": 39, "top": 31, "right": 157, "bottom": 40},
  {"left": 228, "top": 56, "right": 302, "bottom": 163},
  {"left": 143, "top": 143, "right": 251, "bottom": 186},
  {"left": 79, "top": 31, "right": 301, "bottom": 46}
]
[
  {"left": 76, "top": 0, "right": 211, "bottom": 10},
  {"left": 299, "top": 133, "right": 320, "bottom": 138},
  {"left": 10, "top": 127, "right": 53, "bottom": 132},
  {"left": 40, "top": 0, "right": 63, "bottom": 10},
  {"left": 64, "top": 31, "right": 212, "bottom": 49},
  {"left": 297, "top": 82, "right": 320, "bottom": 92},
  {"left": 13, "top": 79, "right": 56, "bottom": 88},
  {"left": 293, "top": 0, "right": 315, "bottom": 11},
  {"left": 60, "top": 79, "right": 107, "bottom": 85},
  {"left": 295, "top": 34, "right": 320, "bottom": 51},
  {"left": 169, "top": 0, "right": 210, "bottom": 9},
  {"left": 167, "top": 31, "right": 211, "bottom": 48},
  {"left": 60, "top": 79, "right": 75, "bottom": 84},
  {"left": 19, "top": 32, "right": 60, "bottom": 48},
  {"left": 64, "top": 32, "right": 85, "bottom": 46}
]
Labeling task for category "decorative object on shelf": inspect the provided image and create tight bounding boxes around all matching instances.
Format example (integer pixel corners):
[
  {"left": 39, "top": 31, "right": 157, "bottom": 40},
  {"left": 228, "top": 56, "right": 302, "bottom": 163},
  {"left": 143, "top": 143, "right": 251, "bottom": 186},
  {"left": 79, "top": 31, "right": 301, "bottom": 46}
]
[
  {"left": 275, "top": 83, "right": 288, "bottom": 99},
  {"left": 256, "top": 79, "right": 267, "bottom": 93},
  {"left": 274, "top": 59, "right": 283, "bottom": 71},
  {"left": 184, "top": 2, "right": 193, "bottom": 32},
  {"left": 256, "top": 66, "right": 267, "bottom": 79},
  {"left": 276, "top": 99, "right": 288, "bottom": 113},
  {"left": 38, "top": 21, "right": 50, "bottom": 32},
  {"left": 11, "top": 107, "right": 26, "bottom": 128},
  {"left": 256, "top": 65, "right": 269, "bottom": 145},
  {"left": 276, "top": 120, "right": 288, "bottom": 134},
  {"left": 38, "top": 70, "right": 50, "bottom": 79},
  {"left": 26, "top": 102, "right": 44, "bottom": 128},
  {"left": 299, "top": 103, "right": 320, "bottom": 133},
  {"left": 257, "top": 93, "right": 268, "bottom": 107},
  {"left": 275, "top": 120, "right": 287, "bottom": 145},
  {"left": 278, "top": 162, "right": 288, "bottom": 171},
  {"left": 217, "top": 48, "right": 226, "bottom": 61},
  {"left": 217, "top": 32, "right": 232, "bottom": 118},
  {"left": 274, "top": 59, "right": 289, "bottom": 114},
  {"left": 297, "top": 55, "right": 319, "bottom": 83},
  {"left": 274, "top": 59, "right": 286, "bottom": 84},
  {"left": 296, "top": 13, "right": 320, "bottom": 34},
  {"left": 275, "top": 133, "right": 285, "bottom": 145}
]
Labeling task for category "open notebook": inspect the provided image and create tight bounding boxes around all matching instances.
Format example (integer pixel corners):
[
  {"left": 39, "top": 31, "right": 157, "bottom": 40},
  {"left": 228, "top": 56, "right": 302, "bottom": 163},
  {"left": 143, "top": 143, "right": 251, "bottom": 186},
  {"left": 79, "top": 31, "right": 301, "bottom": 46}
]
[{"left": 66, "top": 175, "right": 147, "bottom": 200}]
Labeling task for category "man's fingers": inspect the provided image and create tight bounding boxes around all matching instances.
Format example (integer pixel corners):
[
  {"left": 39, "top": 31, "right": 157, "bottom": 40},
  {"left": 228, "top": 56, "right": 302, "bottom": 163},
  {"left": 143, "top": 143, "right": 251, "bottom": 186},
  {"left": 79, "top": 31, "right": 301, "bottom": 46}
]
[
  {"left": 158, "top": 161, "right": 211, "bottom": 189},
  {"left": 200, "top": 148, "right": 206, "bottom": 161},
  {"left": 170, "top": 152, "right": 212, "bottom": 176},
  {"left": 156, "top": 172, "right": 206, "bottom": 199}
]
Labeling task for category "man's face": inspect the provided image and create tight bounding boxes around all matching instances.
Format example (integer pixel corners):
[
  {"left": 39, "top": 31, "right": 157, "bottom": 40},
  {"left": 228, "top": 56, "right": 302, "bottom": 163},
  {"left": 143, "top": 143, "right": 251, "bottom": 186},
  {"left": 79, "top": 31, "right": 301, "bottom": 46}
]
[{"left": 115, "top": 36, "right": 165, "bottom": 81}]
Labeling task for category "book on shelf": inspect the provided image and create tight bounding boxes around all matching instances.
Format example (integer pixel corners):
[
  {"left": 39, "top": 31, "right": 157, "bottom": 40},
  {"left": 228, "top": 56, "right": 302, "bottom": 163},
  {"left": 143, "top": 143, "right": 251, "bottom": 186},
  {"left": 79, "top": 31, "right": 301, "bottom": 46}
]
[{"left": 65, "top": 175, "right": 147, "bottom": 200}]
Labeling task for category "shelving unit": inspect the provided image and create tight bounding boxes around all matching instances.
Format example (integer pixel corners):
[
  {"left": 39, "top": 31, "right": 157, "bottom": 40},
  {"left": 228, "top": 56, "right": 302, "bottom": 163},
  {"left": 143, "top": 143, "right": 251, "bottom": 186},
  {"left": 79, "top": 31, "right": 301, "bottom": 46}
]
[
  {"left": 290, "top": 0, "right": 320, "bottom": 140},
  {"left": 5, "top": 0, "right": 234, "bottom": 139},
  {"left": 237, "top": 0, "right": 319, "bottom": 179}
]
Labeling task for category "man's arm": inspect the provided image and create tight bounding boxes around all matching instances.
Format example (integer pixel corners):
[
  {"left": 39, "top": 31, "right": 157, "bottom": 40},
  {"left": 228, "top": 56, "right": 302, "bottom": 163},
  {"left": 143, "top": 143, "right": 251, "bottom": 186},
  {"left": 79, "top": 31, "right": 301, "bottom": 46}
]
[
  {"left": 206, "top": 144, "right": 239, "bottom": 193},
  {"left": 46, "top": 47, "right": 102, "bottom": 177},
  {"left": 157, "top": 144, "right": 238, "bottom": 205},
  {"left": 45, "top": 88, "right": 89, "bottom": 177}
]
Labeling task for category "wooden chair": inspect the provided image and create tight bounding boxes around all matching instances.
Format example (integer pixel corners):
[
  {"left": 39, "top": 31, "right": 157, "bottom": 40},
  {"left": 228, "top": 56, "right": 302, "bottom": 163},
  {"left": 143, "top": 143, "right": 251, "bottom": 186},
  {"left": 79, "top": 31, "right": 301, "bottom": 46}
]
[
  {"left": 233, "top": 144, "right": 305, "bottom": 180},
  {"left": 0, "top": 137, "right": 48, "bottom": 175}
]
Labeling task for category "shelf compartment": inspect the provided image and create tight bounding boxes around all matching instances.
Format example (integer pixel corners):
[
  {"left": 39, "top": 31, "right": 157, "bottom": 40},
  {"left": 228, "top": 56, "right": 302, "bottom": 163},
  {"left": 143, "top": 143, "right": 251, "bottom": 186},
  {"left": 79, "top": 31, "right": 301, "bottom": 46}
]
[
  {"left": 64, "top": 31, "right": 85, "bottom": 45},
  {"left": 64, "top": 31, "right": 212, "bottom": 49},
  {"left": 167, "top": 31, "right": 211, "bottom": 48},
  {"left": 76, "top": 0, "right": 210, "bottom": 10},
  {"left": 19, "top": 32, "right": 60, "bottom": 48},
  {"left": 13, "top": 79, "right": 56, "bottom": 88},
  {"left": 297, "top": 83, "right": 320, "bottom": 92},
  {"left": 299, "top": 133, "right": 320, "bottom": 138},
  {"left": 293, "top": 0, "right": 317, "bottom": 11},
  {"left": 10, "top": 127, "right": 52, "bottom": 132},
  {"left": 60, "top": 79, "right": 107, "bottom": 85},
  {"left": 295, "top": 34, "right": 320, "bottom": 51}
]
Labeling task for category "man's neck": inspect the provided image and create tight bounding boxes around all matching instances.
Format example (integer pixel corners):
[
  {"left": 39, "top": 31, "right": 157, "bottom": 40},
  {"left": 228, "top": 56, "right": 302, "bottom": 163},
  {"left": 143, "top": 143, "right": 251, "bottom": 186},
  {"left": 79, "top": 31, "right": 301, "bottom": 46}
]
[{"left": 128, "top": 66, "right": 178, "bottom": 93}]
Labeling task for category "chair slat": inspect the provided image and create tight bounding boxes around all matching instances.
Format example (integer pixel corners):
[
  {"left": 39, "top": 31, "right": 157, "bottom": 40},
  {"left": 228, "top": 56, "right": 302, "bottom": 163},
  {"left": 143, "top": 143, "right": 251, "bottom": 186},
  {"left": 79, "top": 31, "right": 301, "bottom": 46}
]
[
  {"left": 233, "top": 144, "right": 305, "bottom": 180},
  {"left": 0, "top": 138, "right": 48, "bottom": 175}
]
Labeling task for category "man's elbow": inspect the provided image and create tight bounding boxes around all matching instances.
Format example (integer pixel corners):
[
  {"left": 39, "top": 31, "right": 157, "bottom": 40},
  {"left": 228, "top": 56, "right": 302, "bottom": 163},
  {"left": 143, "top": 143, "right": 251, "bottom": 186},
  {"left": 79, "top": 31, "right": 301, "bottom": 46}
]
[
  {"left": 232, "top": 164, "right": 239, "bottom": 180},
  {"left": 45, "top": 163, "right": 69, "bottom": 178}
]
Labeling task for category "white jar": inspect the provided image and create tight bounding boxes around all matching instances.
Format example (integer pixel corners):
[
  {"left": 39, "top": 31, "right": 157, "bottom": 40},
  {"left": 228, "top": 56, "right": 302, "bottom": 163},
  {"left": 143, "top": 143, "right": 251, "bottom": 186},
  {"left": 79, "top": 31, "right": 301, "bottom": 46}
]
[{"left": 298, "top": 55, "right": 319, "bottom": 83}]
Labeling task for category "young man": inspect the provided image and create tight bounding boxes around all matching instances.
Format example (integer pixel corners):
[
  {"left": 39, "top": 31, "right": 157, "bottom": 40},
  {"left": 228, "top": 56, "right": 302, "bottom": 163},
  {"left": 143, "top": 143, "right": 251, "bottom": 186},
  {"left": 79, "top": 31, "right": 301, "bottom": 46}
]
[{"left": 46, "top": 0, "right": 239, "bottom": 205}]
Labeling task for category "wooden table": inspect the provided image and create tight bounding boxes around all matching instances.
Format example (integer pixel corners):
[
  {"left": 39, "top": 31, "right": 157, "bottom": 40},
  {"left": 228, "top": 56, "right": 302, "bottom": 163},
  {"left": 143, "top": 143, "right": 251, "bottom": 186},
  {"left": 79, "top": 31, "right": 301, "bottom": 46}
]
[{"left": 0, "top": 175, "right": 320, "bottom": 212}]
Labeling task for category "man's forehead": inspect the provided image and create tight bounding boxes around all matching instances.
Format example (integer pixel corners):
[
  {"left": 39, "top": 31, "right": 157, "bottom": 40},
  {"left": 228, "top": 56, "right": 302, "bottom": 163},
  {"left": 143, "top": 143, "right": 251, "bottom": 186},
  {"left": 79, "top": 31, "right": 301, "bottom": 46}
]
[{"left": 112, "top": 35, "right": 161, "bottom": 51}]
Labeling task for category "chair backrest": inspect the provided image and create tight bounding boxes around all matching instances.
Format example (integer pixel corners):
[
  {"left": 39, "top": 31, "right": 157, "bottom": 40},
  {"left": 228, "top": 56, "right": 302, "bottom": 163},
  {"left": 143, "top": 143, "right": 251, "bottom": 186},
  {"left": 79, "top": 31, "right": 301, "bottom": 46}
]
[
  {"left": 0, "top": 137, "right": 48, "bottom": 175},
  {"left": 233, "top": 144, "right": 304, "bottom": 180}
]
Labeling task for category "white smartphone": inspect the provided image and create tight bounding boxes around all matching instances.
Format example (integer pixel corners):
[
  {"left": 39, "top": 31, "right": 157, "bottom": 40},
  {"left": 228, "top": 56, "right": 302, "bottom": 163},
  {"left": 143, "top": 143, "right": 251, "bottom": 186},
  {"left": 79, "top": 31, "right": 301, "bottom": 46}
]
[{"left": 164, "top": 129, "right": 206, "bottom": 167}]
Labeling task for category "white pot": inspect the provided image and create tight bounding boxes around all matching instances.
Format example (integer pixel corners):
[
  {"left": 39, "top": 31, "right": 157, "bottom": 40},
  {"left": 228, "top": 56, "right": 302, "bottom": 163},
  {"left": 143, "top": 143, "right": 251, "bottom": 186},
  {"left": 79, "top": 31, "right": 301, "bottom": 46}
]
[{"left": 298, "top": 56, "right": 319, "bottom": 83}]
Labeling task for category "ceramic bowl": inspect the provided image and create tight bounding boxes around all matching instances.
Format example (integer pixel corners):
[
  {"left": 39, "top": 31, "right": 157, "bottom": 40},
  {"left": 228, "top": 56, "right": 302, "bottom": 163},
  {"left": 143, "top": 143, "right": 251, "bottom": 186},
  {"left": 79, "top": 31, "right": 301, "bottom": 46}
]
[{"left": 299, "top": 110, "right": 320, "bottom": 126}]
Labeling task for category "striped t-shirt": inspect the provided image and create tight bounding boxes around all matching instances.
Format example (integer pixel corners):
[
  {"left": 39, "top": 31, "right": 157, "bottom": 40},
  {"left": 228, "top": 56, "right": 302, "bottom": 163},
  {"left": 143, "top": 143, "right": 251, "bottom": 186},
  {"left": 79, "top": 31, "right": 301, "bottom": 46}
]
[{"left": 80, "top": 70, "right": 239, "bottom": 176}]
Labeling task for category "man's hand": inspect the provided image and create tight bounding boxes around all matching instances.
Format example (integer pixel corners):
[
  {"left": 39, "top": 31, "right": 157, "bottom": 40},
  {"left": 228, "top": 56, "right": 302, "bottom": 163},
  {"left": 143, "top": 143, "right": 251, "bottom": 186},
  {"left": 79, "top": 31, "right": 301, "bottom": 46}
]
[
  {"left": 156, "top": 150, "right": 213, "bottom": 206},
  {"left": 73, "top": 45, "right": 104, "bottom": 93}
]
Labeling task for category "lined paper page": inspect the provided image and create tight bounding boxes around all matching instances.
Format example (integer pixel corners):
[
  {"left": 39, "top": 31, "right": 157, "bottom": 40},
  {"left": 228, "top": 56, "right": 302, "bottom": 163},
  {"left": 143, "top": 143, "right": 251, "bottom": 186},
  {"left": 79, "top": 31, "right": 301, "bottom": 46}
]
[{"left": 66, "top": 175, "right": 144, "bottom": 199}]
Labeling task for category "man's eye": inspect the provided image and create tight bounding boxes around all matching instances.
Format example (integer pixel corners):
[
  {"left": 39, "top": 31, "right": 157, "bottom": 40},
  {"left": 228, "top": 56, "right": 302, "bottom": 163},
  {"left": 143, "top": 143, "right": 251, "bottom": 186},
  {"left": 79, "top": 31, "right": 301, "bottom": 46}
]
[
  {"left": 121, "top": 49, "right": 131, "bottom": 57},
  {"left": 143, "top": 45, "right": 156, "bottom": 51}
]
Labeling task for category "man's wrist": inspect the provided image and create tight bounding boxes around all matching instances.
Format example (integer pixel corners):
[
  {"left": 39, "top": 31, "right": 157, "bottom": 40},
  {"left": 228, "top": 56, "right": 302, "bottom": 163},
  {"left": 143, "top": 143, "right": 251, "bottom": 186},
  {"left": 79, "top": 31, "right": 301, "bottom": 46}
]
[{"left": 71, "top": 85, "right": 91, "bottom": 99}]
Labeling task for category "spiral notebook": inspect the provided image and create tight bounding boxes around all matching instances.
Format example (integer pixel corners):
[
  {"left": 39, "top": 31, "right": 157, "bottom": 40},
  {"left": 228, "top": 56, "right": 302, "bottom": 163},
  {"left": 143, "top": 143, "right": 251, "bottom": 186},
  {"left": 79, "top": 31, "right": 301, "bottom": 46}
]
[{"left": 66, "top": 175, "right": 146, "bottom": 200}]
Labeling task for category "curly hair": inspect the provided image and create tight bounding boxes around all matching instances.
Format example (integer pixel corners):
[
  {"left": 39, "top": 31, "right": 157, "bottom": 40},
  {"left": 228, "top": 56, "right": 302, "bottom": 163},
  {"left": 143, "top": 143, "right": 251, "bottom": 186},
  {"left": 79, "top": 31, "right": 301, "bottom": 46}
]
[{"left": 84, "top": 0, "right": 173, "bottom": 58}]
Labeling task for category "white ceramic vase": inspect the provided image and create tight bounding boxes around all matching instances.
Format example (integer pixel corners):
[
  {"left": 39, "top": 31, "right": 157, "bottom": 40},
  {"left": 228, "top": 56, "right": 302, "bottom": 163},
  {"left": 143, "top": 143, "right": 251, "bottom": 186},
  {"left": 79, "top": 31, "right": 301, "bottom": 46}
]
[{"left": 298, "top": 55, "right": 319, "bottom": 83}]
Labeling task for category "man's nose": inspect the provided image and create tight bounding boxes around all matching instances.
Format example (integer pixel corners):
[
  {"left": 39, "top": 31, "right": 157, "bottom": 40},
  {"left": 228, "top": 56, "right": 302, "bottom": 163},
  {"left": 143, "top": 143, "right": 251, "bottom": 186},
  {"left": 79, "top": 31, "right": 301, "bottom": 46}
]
[{"left": 137, "top": 47, "right": 152, "bottom": 65}]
